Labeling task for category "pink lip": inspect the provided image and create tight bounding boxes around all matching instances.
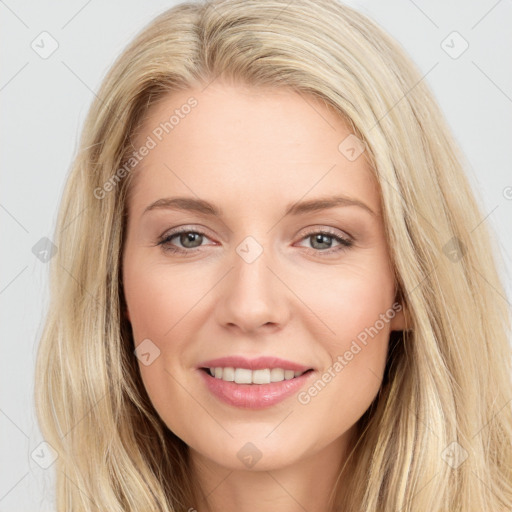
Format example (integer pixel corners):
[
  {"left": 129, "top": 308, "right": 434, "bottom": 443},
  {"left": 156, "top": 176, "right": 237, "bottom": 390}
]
[
  {"left": 198, "top": 370, "right": 314, "bottom": 409},
  {"left": 196, "top": 356, "right": 315, "bottom": 409},
  {"left": 198, "top": 355, "right": 312, "bottom": 372}
]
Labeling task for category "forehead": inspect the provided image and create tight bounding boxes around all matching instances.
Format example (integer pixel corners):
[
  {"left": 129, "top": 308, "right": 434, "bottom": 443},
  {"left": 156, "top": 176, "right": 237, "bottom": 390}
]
[{"left": 127, "top": 82, "right": 378, "bottom": 217}]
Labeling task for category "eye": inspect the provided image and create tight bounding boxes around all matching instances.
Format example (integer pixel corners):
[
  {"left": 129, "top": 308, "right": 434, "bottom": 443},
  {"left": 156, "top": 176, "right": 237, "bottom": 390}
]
[
  {"left": 295, "top": 228, "right": 353, "bottom": 256},
  {"left": 156, "top": 226, "right": 354, "bottom": 257},
  {"left": 157, "top": 227, "right": 214, "bottom": 255}
]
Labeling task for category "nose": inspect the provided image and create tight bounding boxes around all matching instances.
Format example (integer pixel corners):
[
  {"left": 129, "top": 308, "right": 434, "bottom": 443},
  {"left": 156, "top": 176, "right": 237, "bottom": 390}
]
[{"left": 214, "top": 242, "right": 291, "bottom": 334}]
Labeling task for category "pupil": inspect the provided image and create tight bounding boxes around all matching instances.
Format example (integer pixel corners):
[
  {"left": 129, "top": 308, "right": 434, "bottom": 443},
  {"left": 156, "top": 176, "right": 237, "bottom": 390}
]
[
  {"left": 182, "top": 232, "right": 201, "bottom": 248},
  {"left": 313, "top": 234, "right": 331, "bottom": 249}
]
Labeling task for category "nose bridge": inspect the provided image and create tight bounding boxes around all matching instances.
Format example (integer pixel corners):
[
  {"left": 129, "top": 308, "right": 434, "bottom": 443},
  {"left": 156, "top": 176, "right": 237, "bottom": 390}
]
[
  {"left": 235, "top": 234, "right": 271, "bottom": 290},
  {"left": 215, "top": 233, "right": 289, "bottom": 331},
  {"left": 232, "top": 233, "right": 276, "bottom": 306}
]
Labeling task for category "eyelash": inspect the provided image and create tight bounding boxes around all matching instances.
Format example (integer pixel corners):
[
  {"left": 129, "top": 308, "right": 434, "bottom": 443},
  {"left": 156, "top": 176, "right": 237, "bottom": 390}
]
[{"left": 157, "top": 226, "right": 353, "bottom": 257}]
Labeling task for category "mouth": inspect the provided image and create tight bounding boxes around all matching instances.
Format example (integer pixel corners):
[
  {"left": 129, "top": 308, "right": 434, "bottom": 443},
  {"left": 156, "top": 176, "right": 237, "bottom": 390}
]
[
  {"left": 196, "top": 355, "right": 316, "bottom": 408},
  {"left": 196, "top": 357, "right": 316, "bottom": 409},
  {"left": 200, "top": 366, "right": 314, "bottom": 384}
]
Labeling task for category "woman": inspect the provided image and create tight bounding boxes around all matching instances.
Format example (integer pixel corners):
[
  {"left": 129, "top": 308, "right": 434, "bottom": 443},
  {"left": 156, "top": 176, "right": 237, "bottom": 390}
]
[{"left": 34, "top": 0, "right": 512, "bottom": 510}]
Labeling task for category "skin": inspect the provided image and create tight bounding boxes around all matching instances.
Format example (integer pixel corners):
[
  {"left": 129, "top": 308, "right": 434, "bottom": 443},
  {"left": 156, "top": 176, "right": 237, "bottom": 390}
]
[{"left": 122, "top": 80, "right": 406, "bottom": 512}]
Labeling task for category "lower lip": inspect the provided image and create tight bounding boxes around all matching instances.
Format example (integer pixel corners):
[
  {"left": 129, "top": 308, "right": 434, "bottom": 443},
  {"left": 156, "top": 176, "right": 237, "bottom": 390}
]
[{"left": 198, "top": 369, "right": 315, "bottom": 409}]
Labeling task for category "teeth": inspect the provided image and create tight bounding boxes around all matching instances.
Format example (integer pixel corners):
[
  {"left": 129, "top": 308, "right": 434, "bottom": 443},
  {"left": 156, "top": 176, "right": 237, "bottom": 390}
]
[
  {"left": 252, "top": 369, "right": 271, "bottom": 384},
  {"left": 234, "top": 368, "right": 252, "bottom": 384},
  {"left": 284, "top": 370, "right": 295, "bottom": 380},
  {"left": 207, "top": 367, "right": 307, "bottom": 384},
  {"left": 270, "top": 368, "right": 284, "bottom": 382},
  {"left": 222, "top": 367, "right": 235, "bottom": 381}
]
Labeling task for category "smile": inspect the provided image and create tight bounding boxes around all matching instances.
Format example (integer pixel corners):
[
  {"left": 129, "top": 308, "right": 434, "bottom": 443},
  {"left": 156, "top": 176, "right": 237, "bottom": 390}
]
[
  {"left": 204, "top": 367, "right": 310, "bottom": 384},
  {"left": 197, "top": 356, "right": 316, "bottom": 409}
]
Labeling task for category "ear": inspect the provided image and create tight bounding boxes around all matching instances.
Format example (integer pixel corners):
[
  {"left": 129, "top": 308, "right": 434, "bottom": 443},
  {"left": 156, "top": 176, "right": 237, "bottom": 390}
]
[
  {"left": 389, "top": 303, "right": 407, "bottom": 331},
  {"left": 389, "top": 289, "right": 409, "bottom": 331}
]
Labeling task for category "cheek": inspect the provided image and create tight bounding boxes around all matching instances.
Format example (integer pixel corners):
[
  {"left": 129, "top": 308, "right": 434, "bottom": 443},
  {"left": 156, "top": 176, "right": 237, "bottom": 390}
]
[
  {"left": 123, "top": 262, "right": 202, "bottom": 425},
  {"left": 123, "top": 261, "right": 204, "bottom": 341},
  {"left": 293, "top": 258, "right": 395, "bottom": 395},
  {"left": 294, "top": 257, "right": 396, "bottom": 346},
  {"left": 123, "top": 261, "right": 212, "bottom": 402}
]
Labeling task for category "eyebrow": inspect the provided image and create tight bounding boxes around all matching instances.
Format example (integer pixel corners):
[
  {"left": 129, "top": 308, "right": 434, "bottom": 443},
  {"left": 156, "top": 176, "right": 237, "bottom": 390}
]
[{"left": 143, "top": 194, "right": 376, "bottom": 218}]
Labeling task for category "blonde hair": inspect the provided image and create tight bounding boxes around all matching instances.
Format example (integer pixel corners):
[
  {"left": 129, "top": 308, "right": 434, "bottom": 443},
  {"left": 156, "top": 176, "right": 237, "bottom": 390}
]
[{"left": 34, "top": 0, "right": 512, "bottom": 510}]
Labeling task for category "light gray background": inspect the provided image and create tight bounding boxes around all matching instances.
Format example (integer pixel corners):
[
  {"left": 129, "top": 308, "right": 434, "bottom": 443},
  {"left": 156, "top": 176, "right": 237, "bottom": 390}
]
[{"left": 1, "top": 1, "right": 511, "bottom": 510}]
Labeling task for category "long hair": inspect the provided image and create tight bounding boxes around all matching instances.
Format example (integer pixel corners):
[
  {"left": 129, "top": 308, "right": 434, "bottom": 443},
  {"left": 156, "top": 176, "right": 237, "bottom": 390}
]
[{"left": 34, "top": 0, "right": 512, "bottom": 510}]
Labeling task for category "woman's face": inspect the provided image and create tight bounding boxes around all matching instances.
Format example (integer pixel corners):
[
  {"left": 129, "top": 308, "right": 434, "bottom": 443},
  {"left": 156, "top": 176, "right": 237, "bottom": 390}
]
[{"left": 122, "top": 81, "right": 405, "bottom": 472}]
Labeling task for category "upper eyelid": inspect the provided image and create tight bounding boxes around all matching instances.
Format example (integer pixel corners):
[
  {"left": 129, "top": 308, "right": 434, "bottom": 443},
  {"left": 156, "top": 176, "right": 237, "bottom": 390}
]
[
  {"left": 160, "top": 224, "right": 351, "bottom": 238},
  {"left": 161, "top": 226, "right": 214, "bottom": 241}
]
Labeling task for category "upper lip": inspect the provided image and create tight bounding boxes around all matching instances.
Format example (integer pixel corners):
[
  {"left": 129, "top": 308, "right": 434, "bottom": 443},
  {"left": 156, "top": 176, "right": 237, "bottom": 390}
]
[{"left": 198, "top": 356, "right": 312, "bottom": 372}]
